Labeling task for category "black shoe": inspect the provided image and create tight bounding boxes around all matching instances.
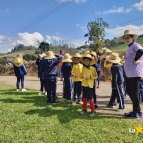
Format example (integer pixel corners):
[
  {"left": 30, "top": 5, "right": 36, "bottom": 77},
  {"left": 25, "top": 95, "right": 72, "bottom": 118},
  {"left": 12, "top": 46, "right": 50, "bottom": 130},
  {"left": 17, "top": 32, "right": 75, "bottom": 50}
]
[
  {"left": 124, "top": 112, "right": 139, "bottom": 119},
  {"left": 80, "top": 109, "right": 87, "bottom": 115},
  {"left": 138, "top": 111, "right": 143, "bottom": 118},
  {"left": 94, "top": 104, "right": 99, "bottom": 109}
]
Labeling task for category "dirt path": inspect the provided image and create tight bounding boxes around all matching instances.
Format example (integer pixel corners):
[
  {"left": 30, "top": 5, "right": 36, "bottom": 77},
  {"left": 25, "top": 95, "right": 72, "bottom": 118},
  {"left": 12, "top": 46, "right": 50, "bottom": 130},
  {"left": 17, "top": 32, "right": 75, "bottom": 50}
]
[{"left": 0, "top": 76, "right": 143, "bottom": 119}]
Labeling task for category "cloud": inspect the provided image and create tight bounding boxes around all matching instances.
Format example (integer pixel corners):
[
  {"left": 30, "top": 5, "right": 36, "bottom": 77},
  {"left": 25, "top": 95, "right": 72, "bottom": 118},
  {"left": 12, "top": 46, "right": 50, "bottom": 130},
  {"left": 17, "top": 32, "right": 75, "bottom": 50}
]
[
  {"left": 15, "top": 32, "right": 44, "bottom": 47},
  {"left": 105, "top": 24, "right": 143, "bottom": 37},
  {"left": 0, "top": 35, "right": 11, "bottom": 43},
  {"left": 76, "top": 24, "right": 87, "bottom": 32},
  {"left": 71, "top": 39, "right": 86, "bottom": 48},
  {"left": 94, "top": 6, "right": 132, "bottom": 15},
  {"left": 56, "top": 32, "right": 60, "bottom": 35},
  {"left": 46, "top": 35, "right": 63, "bottom": 44},
  {"left": 59, "top": 0, "right": 87, "bottom": 4},
  {"left": 133, "top": 0, "right": 143, "bottom": 11}
]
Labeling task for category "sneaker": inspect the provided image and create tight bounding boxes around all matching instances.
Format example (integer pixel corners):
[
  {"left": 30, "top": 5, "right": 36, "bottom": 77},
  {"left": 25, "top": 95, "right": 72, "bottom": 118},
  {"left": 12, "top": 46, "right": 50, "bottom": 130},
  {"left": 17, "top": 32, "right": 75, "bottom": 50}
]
[
  {"left": 124, "top": 112, "right": 139, "bottom": 119},
  {"left": 124, "top": 95, "right": 129, "bottom": 98},
  {"left": 106, "top": 104, "right": 114, "bottom": 108},
  {"left": 138, "top": 111, "right": 143, "bottom": 118},
  {"left": 52, "top": 101, "right": 58, "bottom": 105},
  {"left": 80, "top": 109, "right": 87, "bottom": 115},
  {"left": 38, "top": 91, "right": 43, "bottom": 95},
  {"left": 117, "top": 108, "right": 125, "bottom": 112},
  {"left": 76, "top": 101, "right": 83, "bottom": 104},
  {"left": 16, "top": 89, "right": 19, "bottom": 92},
  {"left": 22, "top": 89, "right": 26, "bottom": 92},
  {"left": 94, "top": 104, "right": 99, "bottom": 109},
  {"left": 89, "top": 111, "right": 96, "bottom": 117},
  {"left": 45, "top": 92, "right": 47, "bottom": 96},
  {"left": 113, "top": 102, "right": 117, "bottom": 106}
]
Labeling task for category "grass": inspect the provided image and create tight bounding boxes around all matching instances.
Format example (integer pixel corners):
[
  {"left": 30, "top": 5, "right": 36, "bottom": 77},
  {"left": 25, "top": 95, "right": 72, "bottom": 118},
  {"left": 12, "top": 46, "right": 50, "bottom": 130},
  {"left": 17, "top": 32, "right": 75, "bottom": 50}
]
[{"left": 0, "top": 82, "right": 143, "bottom": 143}]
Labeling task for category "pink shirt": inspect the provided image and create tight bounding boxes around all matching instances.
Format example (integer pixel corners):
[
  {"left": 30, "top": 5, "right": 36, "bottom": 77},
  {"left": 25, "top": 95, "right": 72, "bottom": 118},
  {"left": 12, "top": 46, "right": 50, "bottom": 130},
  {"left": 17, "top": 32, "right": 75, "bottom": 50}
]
[{"left": 124, "top": 42, "right": 143, "bottom": 77}]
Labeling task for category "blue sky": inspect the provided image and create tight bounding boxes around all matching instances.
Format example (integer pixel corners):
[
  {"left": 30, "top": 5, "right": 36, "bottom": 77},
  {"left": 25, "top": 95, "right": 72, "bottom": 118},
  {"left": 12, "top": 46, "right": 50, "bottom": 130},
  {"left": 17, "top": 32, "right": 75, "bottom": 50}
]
[{"left": 0, "top": 0, "right": 143, "bottom": 53}]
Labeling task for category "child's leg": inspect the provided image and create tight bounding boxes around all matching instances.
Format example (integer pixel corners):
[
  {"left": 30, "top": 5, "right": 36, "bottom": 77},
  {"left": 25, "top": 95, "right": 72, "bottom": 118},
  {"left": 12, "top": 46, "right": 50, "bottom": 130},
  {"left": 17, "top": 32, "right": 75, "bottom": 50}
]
[
  {"left": 82, "top": 87, "right": 88, "bottom": 110},
  {"left": 93, "top": 82, "right": 97, "bottom": 105},
  {"left": 51, "top": 76, "right": 57, "bottom": 102},
  {"left": 108, "top": 88, "right": 118, "bottom": 106},
  {"left": 21, "top": 75, "right": 24, "bottom": 89},
  {"left": 45, "top": 78, "right": 52, "bottom": 102},
  {"left": 117, "top": 84, "right": 124, "bottom": 109},
  {"left": 77, "top": 81, "right": 82, "bottom": 102},
  {"left": 87, "top": 87, "right": 95, "bottom": 112},
  {"left": 97, "top": 71, "right": 100, "bottom": 87},
  {"left": 73, "top": 82, "right": 77, "bottom": 102},
  {"left": 16, "top": 76, "right": 20, "bottom": 89}
]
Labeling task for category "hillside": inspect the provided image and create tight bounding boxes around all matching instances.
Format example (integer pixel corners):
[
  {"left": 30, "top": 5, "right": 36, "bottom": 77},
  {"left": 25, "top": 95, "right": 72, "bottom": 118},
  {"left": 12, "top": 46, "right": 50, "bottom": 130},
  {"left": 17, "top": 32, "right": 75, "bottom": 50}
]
[{"left": 109, "top": 36, "right": 143, "bottom": 52}]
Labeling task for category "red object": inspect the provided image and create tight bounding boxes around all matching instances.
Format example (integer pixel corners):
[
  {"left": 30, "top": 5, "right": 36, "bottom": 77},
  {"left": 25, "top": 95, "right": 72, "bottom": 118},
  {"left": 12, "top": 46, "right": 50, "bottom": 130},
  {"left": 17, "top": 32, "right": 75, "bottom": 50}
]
[
  {"left": 83, "top": 98, "right": 87, "bottom": 110},
  {"left": 88, "top": 99, "right": 95, "bottom": 112}
]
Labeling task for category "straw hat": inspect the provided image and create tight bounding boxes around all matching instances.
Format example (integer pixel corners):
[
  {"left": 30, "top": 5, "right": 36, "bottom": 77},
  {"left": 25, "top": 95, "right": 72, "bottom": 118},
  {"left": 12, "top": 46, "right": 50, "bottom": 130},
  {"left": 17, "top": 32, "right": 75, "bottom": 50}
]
[
  {"left": 38, "top": 53, "right": 46, "bottom": 58},
  {"left": 72, "top": 53, "right": 81, "bottom": 58},
  {"left": 62, "top": 53, "right": 72, "bottom": 62},
  {"left": 81, "top": 53, "right": 95, "bottom": 65},
  {"left": 106, "top": 52, "right": 121, "bottom": 64},
  {"left": 119, "top": 29, "right": 138, "bottom": 41},
  {"left": 44, "top": 51, "right": 56, "bottom": 59},
  {"left": 90, "top": 51, "right": 98, "bottom": 62},
  {"left": 102, "top": 47, "right": 112, "bottom": 54},
  {"left": 13, "top": 56, "right": 23, "bottom": 67}
]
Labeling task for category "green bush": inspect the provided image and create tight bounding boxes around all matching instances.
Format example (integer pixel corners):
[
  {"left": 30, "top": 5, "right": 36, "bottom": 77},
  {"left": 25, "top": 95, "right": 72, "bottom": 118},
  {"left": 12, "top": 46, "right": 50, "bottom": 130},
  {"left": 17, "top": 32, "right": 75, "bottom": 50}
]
[{"left": 23, "top": 54, "right": 37, "bottom": 62}]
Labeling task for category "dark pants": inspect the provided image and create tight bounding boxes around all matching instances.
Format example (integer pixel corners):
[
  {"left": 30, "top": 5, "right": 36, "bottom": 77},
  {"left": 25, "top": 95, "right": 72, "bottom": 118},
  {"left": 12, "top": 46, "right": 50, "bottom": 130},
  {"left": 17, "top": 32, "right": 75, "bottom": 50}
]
[
  {"left": 40, "top": 76, "right": 46, "bottom": 92},
  {"left": 140, "top": 80, "right": 143, "bottom": 101},
  {"left": 63, "top": 77, "right": 72, "bottom": 100},
  {"left": 83, "top": 86, "right": 93, "bottom": 100},
  {"left": 73, "top": 81, "right": 82, "bottom": 102},
  {"left": 109, "top": 84, "right": 124, "bottom": 109},
  {"left": 126, "top": 77, "right": 141, "bottom": 113},
  {"left": 93, "top": 81, "right": 97, "bottom": 104},
  {"left": 96, "top": 71, "right": 100, "bottom": 86},
  {"left": 16, "top": 75, "right": 24, "bottom": 89},
  {"left": 45, "top": 75, "right": 57, "bottom": 102}
]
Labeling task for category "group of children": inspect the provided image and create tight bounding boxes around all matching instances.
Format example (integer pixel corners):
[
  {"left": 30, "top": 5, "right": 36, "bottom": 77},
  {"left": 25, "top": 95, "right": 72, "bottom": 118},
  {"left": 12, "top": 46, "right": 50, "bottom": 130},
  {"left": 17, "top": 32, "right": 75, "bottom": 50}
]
[{"left": 13, "top": 50, "right": 143, "bottom": 117}]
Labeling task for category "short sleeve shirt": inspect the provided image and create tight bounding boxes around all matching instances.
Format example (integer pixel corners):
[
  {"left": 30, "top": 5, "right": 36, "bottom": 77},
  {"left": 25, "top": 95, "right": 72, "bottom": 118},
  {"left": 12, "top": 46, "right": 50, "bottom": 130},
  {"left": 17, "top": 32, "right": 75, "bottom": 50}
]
[{"left": 124, "top": 42, "right": 143, "bottom": 77}]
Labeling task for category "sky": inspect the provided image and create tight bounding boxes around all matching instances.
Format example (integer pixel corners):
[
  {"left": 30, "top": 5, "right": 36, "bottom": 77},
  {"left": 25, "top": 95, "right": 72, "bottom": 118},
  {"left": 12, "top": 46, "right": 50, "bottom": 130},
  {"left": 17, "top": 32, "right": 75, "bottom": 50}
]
[{"left": 0, "top": 0, "right": 143, "bottom": 53}]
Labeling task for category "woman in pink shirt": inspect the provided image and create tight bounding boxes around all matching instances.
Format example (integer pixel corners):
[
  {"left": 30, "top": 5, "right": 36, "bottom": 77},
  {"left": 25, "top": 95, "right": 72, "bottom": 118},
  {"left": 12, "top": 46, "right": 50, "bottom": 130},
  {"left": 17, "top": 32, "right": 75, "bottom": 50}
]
[{"left": 119, "top": 30, "right": 143, "bottom": 119}]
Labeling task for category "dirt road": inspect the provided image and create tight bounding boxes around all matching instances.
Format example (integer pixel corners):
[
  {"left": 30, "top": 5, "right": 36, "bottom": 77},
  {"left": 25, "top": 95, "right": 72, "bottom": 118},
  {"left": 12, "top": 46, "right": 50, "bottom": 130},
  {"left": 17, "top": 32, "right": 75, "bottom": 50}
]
[{"left": 0, "top": 76, "right": 143, "bottom": 118}]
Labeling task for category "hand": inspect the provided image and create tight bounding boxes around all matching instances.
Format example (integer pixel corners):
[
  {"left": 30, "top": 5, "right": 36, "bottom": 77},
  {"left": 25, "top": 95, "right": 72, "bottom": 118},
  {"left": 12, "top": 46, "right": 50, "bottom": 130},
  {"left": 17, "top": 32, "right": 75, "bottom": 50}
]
[
  {"left": 80, "top": 75, "right": 83, "bottom": 78},
  {"left": 86, "top": 76, "right": 90, "bottom": 80},
  {"left": 134, "top": 60, "right": 140, "bottom": 65},
  {"left": 74, "top": 74, "right": 78, "bottom": 78}
]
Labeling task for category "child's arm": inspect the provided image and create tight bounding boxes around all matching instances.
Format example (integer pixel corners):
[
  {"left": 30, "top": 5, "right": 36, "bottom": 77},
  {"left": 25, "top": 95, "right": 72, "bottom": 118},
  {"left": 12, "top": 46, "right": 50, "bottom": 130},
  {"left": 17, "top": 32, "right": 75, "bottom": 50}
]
[
  {"left": 21, "top": 64, "right": 28, "bottom": 75},
  {"left": 54, "top": 54, "right": 62, "bottom": 64},
  {"left": 89, "top": 67, "right": 98, "bottom": 80}
]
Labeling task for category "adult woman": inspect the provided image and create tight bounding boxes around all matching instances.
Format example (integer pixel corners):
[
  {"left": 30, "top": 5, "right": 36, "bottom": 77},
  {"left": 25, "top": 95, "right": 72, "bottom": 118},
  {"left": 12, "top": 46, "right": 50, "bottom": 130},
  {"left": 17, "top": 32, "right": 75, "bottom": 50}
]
[{"left": 119, "top": 30, "right": 143, "bottom": 118}]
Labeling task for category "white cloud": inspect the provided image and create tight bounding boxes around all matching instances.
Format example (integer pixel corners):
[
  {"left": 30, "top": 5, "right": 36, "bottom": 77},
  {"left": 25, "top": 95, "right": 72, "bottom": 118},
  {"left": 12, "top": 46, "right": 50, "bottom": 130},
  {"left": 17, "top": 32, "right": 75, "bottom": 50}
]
[
  {"left": 0, "top": 35, "right": 11, "bottom": 43},
  {"left": 106, "top": 24, "right": 143, "bottom": 37},
  {"left": 56, "top": 32, "right": 60, "bottom": 35},
  {"left": 94, "top": 6, "right": 132, "bottom": 15},
  {"left": 133, "top": 0, "right": 143, "bottom": 11},
  {"left": 46, "top": 35, "right": 63, "bottom": 44},
  {"left": 15, "top": 32, "right": 44, "bottom": 47},
  {"left": 8, "top": 49, "right": 11, "bottom": 52},
  {"left": 71, "top": 39, "right": 86, "bottom": 48},
  {"left": 76, "top": 24, "right": 87, "bottom": 32},
  {"left": 59, "top": 0, "right": 87, "bottom": 4}
]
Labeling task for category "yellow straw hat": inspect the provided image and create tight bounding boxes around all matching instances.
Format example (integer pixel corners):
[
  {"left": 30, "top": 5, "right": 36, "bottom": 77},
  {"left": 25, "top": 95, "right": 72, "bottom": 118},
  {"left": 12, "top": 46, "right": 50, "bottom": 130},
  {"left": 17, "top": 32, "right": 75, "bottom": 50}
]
[
  {"left": 38, "top": 53, "right": 46, "bottom": 58},
  {"left": 119, "top": 29, "right": 138, "bottom": 41},
  {"left": 90, "top": 51, "right": 98, "bottom": 62},
  {"left": 72, "top": 53, "right": 81, "bottom": 58},
  {"left": 13, "top": 56, "right": 23, "bottom": 67},
  {"left": 62, "top": 53, "right": 72, "bottom": 62},
  {"left": 44, "top": 51, "right": 56, "bottom": 59},
  {"left": 81, "top": 53, "right": 95, "bottom": 65},
  {"left": 106, "top": 52, "right": 121, "bottom": 64},
  {"left": 102, "top": 47, "right": 112, "bottom": 54}
]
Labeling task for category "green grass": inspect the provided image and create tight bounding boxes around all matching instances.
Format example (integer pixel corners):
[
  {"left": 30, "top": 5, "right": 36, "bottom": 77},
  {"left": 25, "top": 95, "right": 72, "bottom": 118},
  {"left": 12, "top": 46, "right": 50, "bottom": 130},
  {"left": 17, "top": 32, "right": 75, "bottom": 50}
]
[
  {"left": 110, "top": 36, "right": 143, "bottom": 52},
  {"left": 0, "top": 82, "right": 143, "bottom": 143}
]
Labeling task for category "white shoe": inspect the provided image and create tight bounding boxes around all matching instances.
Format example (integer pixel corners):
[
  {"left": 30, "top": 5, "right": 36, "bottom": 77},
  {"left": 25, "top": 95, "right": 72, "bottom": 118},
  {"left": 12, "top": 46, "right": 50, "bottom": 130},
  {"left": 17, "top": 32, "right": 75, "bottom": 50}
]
[
  {"left": 38, "top": 91, "right": 42, "bottom": 95},
  {"left": 16, "top": 89, "right": 19, "bottom": 92},
  {"left": 45, "top": 92, "right": 47, "bottom": 96},
  {"left": 22, "top": 89, "right": 27, "bottom": 92}
]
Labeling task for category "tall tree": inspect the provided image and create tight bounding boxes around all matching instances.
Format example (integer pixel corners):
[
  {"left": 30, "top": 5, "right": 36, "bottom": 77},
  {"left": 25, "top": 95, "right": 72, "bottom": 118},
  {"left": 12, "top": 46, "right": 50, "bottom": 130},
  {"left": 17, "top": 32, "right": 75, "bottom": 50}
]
[
  {"left": 84, "top": 18, "right": 109, "bottom": 52},
  {"left": 38, "top": 41, "right": 49, "bottom": 52}
]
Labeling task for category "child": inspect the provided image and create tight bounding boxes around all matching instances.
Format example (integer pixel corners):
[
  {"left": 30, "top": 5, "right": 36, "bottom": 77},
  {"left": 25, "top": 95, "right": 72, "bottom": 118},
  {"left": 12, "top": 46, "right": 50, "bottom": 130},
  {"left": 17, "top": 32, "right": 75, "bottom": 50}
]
[
  {"left": 40, "top": 51, "right": 62, "bottom": 104},
  {"left": 80, "top": 53, "right": 97, "bottom": 117},
  {"left": 106, "top": 53, "right": 125, "bottom": 111},
  {"left": 36, "top": 53, "right": 46, "bottom": 95},
  {"left": 13, "top": 55, "right": 28, "bottom": 91},
  {"left": 61, "top": 53, "right": 72, "bottom": 101},
  {"left": 139, "top": 78, "right": 143, "bottom": 103},
  {"left": 71, "top": 53, "right": 83, "bottom": 104}
]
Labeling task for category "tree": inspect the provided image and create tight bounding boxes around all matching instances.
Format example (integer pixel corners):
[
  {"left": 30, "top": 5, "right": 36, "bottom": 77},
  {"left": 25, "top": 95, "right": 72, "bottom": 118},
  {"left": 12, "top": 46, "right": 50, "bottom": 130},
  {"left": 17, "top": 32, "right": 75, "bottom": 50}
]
[
  {"left": 84, "top": 18, "right": 109, "bottom": 52},
  {"left": 38, "top": 41, "right": 49, "bottom": 52}
]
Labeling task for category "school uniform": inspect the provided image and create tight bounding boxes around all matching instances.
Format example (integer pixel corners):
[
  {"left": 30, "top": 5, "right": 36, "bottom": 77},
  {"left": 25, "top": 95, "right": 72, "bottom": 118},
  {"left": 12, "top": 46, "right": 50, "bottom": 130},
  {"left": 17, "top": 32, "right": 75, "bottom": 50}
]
[
  {"left": 61, "top": 62, "right": 72, "bottom": 100},
  {"left": 40, "top": 54, "right": 62, "bottom": 103},
  {"left": 82, "top": 65, "right": 97, "bottom": 112},
  {"left": 71, "top": 63, "right": 83, "bottom": 102},
  {"left": 139, "top": 80, "right": 143, "bottom": 103},
  {"left": 95, "top": 61, "right": 101, "bottom": 87},
  {"left": 14, "top": 64, "right": 28, "bottom": 89},
  {"left": 108, "top": 64, "right": 125, "bottom": 109}
]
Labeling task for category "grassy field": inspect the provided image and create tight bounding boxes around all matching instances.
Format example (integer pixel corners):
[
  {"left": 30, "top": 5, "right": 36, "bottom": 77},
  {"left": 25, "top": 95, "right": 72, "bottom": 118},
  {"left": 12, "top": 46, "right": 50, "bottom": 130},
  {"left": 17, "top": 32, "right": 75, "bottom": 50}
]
[
  {"left": 0, "top": 82, "right": 143, "bottom": 143},
  {"left": 110, "top": 36, "right": 143, "bottom": 52}
]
